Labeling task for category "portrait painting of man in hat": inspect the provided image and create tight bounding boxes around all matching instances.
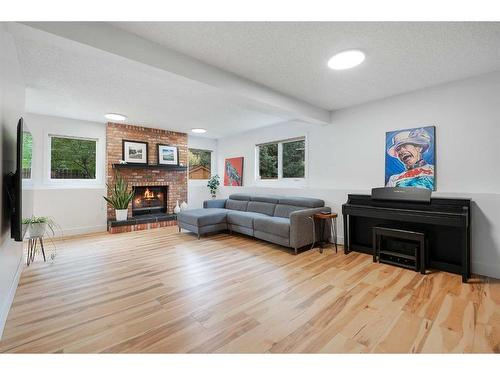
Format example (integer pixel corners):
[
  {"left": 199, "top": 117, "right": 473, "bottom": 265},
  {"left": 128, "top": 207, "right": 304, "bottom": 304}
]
[{"left": 385, "top": 126, "right": 435, "bottom": 190}]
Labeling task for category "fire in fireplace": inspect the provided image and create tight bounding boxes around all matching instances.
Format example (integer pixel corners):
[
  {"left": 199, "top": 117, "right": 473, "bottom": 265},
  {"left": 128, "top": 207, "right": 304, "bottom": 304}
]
[{"left": 132, "top": 186, "right": 168, "bottom": 216}]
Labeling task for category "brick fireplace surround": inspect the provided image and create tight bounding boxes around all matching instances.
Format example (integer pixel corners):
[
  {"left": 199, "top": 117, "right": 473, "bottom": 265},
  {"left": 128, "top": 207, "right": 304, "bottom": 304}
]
[{"left": 106, "top": 122, "right": 188, "bottom": 233}]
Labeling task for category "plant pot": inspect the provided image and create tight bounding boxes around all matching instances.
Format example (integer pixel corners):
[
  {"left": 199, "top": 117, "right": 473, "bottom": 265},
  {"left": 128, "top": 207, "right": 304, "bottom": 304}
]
[
  {"left": 115, "top": 209, "right": 128, "bottom": 221},
  {"left": 28, "top": 222, "right": 47, "bottom": 238},
  {"left": 22, "top": 223, "right": 29, "bottom": 239}
]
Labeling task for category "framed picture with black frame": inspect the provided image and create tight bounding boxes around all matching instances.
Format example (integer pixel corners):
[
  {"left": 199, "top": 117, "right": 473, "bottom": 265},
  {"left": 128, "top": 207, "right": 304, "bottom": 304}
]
[
  {"left": 122, "top": 140, "right": 148, "bottom": 165},
  {"left": 157, "top": 144, "right": 179, "bottom": 165}
]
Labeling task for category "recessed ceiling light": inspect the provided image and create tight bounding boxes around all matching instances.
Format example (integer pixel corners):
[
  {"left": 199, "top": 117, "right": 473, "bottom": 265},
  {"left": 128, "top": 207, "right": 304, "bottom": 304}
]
[
  {"left": 327, "top": 50, "right": 365, "bottom": 70},
  {"left": 191, "top": 128, "right": 207, "bottom": 134},
  {"left": 105, "top": 113, "right": 127, "bottom": 121}
]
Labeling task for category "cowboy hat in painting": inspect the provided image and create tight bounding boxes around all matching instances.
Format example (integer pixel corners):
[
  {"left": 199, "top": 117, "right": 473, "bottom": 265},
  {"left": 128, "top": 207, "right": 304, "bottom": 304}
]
[{"left": 387, "top": 127, "right": 432, "bottom": 158}]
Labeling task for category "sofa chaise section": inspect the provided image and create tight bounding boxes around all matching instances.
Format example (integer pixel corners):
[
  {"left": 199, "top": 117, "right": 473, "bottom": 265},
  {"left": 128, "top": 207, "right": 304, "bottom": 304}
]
[{"left": 176, "top": 207, "right": 228, "bottom": 238}]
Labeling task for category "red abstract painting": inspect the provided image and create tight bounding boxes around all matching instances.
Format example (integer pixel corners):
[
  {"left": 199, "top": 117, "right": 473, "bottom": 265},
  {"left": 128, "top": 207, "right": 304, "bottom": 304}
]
[{"left": 224, "top": 157, "right": 244, "bottom": 186}]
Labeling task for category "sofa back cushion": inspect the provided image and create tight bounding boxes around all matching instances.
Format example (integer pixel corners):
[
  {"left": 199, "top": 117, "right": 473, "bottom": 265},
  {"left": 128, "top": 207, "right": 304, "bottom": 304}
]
[
  {"left": 225, "top": 194, "right": 323, "bottom": 216},
  {"left": 250, "top": 195, "right": 281, "bottom": 204},
  {"left": 225, "top": 199, "right": 248, "bottom": 211},
  {"left": 247, "top": 201, "right": 276, "bottom": 216},
  {"left": 228, "top": 194, "right": 251, "bottom": 201},
  {"left": 274, "top": 204, "right": 306, "bottom": 218},
  {"left": 278, "top": 197, "right": 324, "bottom": 208}
]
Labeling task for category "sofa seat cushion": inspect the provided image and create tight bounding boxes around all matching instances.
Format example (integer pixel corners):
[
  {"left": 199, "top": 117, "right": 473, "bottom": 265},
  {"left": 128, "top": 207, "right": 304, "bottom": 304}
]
[
  {"left": 177, "top": 208, "right": 228, "bottom": 227},
  {"left": 254, "top": 216, "right": 290, "bottom": 238},
  {"left": 227, "top": 211, "right": 268, "bottom": 228}
]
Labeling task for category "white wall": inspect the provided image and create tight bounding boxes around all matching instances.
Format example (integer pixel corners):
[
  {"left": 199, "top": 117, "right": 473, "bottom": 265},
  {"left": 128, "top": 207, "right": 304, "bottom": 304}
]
[
  {"left": 187, "top": 135, "right": 218, "bottom": 209},
  {"left": 24, "top": 113, "right": 107, "bottom": 236},
  {"left": 216, "top": 71, "right": 500, "bottom": 279},
  {"left": 0, "top": 25, "right": 25, "bottom": 337}
]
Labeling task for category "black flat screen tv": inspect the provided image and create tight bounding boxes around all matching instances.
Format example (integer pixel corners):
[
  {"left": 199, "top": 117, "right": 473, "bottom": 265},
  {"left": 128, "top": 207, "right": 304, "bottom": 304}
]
[{"left": 4, "top": 117, "right": 24, "bottom": 241}]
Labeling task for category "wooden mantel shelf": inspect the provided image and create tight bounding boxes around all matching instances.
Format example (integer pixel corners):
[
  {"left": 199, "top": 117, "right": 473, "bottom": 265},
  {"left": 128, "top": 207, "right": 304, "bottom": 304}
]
[{"left": 112, "top": 163, "right": 187, "bottom": 171}]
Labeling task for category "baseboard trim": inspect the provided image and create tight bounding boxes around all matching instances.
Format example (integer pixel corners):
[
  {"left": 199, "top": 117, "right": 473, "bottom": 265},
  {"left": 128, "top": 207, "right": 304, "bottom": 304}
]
[
  {"left": 328, "top": 235, "right": 344, "bottom": 245},
  {"left": 471, "top": 261, "right": 500, "bottom": 279},
  {"left": 0, "top": 255, "right": 24, "bottom": 339},
  {"left": 54, "top": 225, "right": 107, "bottom": 238}
]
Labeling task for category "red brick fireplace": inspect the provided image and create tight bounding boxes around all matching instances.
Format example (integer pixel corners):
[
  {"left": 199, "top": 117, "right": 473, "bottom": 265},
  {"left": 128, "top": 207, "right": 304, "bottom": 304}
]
[{"left": 106, "top": 122, "right": 188, "bottom": 233}]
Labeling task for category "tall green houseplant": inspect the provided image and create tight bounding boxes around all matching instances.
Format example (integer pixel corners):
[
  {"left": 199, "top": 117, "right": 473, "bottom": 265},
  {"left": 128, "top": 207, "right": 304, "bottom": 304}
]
[{"left": 104, "top": 172, "right": 134, "bottom": 221}]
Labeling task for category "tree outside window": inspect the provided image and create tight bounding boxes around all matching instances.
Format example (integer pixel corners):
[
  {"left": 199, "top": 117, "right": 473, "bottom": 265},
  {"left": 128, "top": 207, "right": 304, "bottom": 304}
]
[
  {"left": 50, "top": 136, "right": 97, "bottom": 179},
  {"left": 258, "top": 143, "right": 278, "bottom": 179},
  {"left": 257, "top": 138, "right": 305, "bottom": 180},
  {"left": 283, "top": 140, "right": 305, "bottom": 178}
]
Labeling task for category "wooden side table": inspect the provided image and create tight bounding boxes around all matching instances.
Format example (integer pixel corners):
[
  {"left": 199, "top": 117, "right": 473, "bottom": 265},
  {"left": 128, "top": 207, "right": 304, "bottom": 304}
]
[
  {"left": 26, "top": 236, "right": 46, "bottom": 266},
  {"left": 310, "top": 212, "right": 338, "bottom": 253}
]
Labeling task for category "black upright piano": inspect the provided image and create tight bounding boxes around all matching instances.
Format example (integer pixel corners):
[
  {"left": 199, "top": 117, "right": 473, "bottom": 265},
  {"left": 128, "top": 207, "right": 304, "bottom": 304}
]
[{"left": 342, "top": 188, "right": 471, "bottom": 282}]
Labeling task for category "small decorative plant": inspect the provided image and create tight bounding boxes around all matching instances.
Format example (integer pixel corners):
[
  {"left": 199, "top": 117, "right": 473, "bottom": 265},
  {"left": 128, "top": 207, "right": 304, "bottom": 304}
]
[
  {"left": 103, "top": 172, "right": 134, "bottom": 221},
  {"left": 22, "top": 216, "right": 61, "bottom": 261},
  {"left": 207, "top": 175, "right": 220, "bottom": 199},
  {"left": 22, "top": 216, "right": 58, "bottom": 237}
]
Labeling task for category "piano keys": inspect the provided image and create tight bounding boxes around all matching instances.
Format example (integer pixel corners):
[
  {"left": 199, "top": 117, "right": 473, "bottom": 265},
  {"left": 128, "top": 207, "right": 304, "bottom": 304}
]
[{"left": 342, "top": 189, "right": 471, "bottom": 282}]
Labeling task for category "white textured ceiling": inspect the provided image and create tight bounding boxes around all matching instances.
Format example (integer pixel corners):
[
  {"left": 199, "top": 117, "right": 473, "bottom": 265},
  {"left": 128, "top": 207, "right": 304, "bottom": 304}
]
[
  {"left": 111, "top": 22, "right": 500, "bottom": 110},
  {"left": 11, "top": 24, "right": 298, "bottom": 138},
  {"left": 11, "top": 22, "right": 500, "bottom": 139}
]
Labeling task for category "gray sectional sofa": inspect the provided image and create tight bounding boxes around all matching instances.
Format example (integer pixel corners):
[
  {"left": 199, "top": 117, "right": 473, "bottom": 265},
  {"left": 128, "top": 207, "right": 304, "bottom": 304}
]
[{"left": 177, "top": 194, "right": 331, "bottom": 253}]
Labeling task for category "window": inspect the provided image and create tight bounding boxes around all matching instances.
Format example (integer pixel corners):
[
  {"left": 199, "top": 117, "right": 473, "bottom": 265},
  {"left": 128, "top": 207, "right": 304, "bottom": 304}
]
[
  {"left": 282, "top": 139, "right": 305, "bottom": 178},
  {"left": 257, "top": 137, "right": 306, "bottom": 180},
  {"left": 188, "top": 148, "right": 212, "bottom": 179},
  {"left": 50, "top": 136, "right": 97, "bottom": 179},
  {"left": 258, "top": 143, "right": 278, "bottom": 179},
  {"left": 22, "top": 131, "right": 33, "bottom": 179}
]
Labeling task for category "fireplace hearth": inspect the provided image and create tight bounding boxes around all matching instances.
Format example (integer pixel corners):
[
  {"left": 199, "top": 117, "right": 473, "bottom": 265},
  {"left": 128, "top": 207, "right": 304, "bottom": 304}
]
[{"left": 132, "top": 186, "right": 168, "bottom": 216}]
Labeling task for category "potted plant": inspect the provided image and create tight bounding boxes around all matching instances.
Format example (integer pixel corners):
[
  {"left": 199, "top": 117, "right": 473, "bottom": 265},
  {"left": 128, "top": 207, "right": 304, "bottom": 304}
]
[
  {"left": 207, "top": 175, "right": 220, "bottom": 199},
  {"left": 22, "top": 216, "right": 58, "bottom": 238},
  {"left": 22, "top": 216, "right": 61, "bottom": 262},
  {"left": 103, "top": 172, "right": 134, "bottom": 221}
]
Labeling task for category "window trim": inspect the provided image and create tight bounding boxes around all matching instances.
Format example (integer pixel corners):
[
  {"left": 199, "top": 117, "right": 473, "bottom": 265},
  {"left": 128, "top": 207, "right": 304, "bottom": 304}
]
[
  {"left": 46, "top": 133, "right": 101, "bottom": 186},
  {"left": 255, "top": 136, "right": 307, "bottom": 182},
  {"left": 22, "top": 131, "right": 33, "bottom": 182},
  {"left": 188, "top": 148, "right": 213, "bottom": 181}
]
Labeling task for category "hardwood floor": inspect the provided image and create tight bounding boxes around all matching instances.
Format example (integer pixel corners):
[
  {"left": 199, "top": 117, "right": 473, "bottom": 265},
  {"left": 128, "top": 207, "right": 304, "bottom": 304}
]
[{"left": 1, "top": 227, "right": 499, "bottom": 353}]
